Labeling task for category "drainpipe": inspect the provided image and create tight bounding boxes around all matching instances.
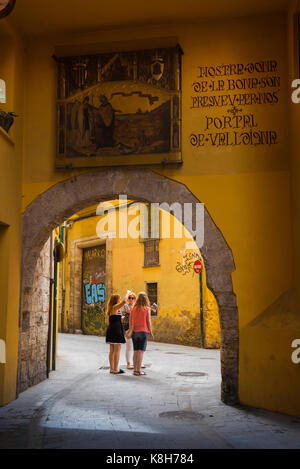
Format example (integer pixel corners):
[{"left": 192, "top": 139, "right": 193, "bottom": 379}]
[
  {"left": 47, "top": 232, "right": 54, "bottom": 378},
  {"left": 199, "top": 270, "right": 205, "bottom": 348},
  {"left": 52, "top": 236, "right": 59, "bottom": 371},
  {"left": 60, "top": 225, "right": 65, "bottom": 243},
  {"left": 52, "top": 225, "right": 65, "bottom": 370},
  {"left": 60, "top": 225, "right": 65, "bottom": 333}
]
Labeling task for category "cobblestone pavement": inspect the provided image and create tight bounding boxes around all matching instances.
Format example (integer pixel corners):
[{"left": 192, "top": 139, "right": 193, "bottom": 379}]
[{"left": 0, "top": 334, "right": 300, "bottom": 449}]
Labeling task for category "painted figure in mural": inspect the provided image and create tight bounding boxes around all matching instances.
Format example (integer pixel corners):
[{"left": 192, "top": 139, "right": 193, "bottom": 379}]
[
  {"left": 106, "top": 292, "right": 128, "bottom": 374},
  {"left": 121, "top": 292, "right": 137, "bottom": 370},
  {"left": 82, "top": 96, "right": 94, "bottom": 147},
  {"left": 76, "top": 100, "right": 85, "bottom": 147},
  {"left": 68, "top": 96, "right": 94, "bottom": 149},
  {"left": 70, "top": 100, "right": 80, "bottom": 147},
  {"left": 126, "top": 292, "right": 154, "bottom": 376},
  {"left": 94, "top": 95, "right": 115, "bottom": 149},
  {"left": 0, "top": 1, "right": 9, "bottom": 11}
]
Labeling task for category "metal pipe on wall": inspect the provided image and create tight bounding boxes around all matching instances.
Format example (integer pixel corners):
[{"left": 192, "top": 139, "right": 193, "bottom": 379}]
[
  {"left": 200, "top": 270, "right": 205, "bottom": 348},
  {"left": 47, "top": 232, "right": 54, "bottom": 378}
]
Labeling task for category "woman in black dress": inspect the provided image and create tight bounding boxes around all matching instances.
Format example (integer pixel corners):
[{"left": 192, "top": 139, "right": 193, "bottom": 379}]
[{"left": 106, "top": 293, "right": 128, "bottom": 374}]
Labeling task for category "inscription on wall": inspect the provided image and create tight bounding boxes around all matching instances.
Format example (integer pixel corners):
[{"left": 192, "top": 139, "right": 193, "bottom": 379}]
[{"left": 190, "top": 60, "right": 280, "bottom": 148}]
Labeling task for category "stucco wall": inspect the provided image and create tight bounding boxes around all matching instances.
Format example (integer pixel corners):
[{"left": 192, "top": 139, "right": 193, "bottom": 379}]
[
  {"left": 60, "top": 205, "right": 220, "bottom": 348},
  {"left": 19, "top": 13, "right": 297, "bottom": 414},
  {"left": 22, "top": 14, "right": 292, "bottom": 329},
  {"left": 0, "top": 20, "right": 24, "bottom": 405},
  {"left": 1, "top": 9, "right": 300, "bottom": 417}
]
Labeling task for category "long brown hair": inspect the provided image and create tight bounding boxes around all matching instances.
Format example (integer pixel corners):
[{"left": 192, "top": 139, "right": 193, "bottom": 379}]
[
  {"left": 106, "top": 294, "right": 120, "bottom": 316},
  {"left": 134, "top": 292, "right": 150, "bottom": 308}
]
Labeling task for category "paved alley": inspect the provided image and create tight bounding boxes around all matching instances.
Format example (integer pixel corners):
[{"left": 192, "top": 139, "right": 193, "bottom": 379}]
[{"left": 0, "top": 334, "right": 299, "bottom": 449}]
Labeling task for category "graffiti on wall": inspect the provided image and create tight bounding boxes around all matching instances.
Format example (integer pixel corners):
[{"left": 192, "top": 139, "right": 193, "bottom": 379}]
[
  {"left": 82, "top": 245, "right": 106, "bottom": 336},
  {"left": 176, "top": 251, "right": 201, "bottom": 276},
  {"left": 84, "top": 282, "right": 106, "bottom": 304}
]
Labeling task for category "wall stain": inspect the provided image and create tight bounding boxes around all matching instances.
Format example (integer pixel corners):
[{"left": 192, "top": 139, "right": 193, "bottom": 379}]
[{"left": 152, "top": 310, "right": 202, "bottom": 347}]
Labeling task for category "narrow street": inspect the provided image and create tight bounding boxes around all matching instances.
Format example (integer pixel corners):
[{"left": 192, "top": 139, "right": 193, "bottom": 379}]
[{"left": 0, "top": 334, "right": 299, "bottom": 449}]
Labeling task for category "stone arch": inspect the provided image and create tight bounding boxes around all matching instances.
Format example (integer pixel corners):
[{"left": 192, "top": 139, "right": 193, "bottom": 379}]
[{"left": 20, "top": 168, "right": 239, "bottom": 404}]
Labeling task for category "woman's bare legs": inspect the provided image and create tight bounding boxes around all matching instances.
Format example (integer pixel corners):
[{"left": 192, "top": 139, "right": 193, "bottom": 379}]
[
  {"left": 113, "top": 344, "right": 121, "bottom": 372},
  {"left": 133, "top": 350, "right": 139, "bottom": 372},
  {"left": 133, "top": 350, "right": 145, "bottom": 374},
  {"left": 136, "top": 351, "right": 144, "bottom": 373},
  {"left": 109, "top": 344, "right": 122, "bottom": 373},
  {"left": 109, "top": 345, "right": 114, "bottom": 372}
]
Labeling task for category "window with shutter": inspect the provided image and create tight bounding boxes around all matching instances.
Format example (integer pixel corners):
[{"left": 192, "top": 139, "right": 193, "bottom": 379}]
[
  {"left": 144, "top": 239, "right": 160, "bottom": 267},
  {"left": 146, "top": 282, "right": 158, "bottom": 316}
]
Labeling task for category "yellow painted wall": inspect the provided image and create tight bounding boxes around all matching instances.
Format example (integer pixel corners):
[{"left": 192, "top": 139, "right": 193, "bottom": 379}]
[
  {"left": 0, "top": 19, "right": 24, "bottom": 405},
  {"left": 60, "top": 204, "right": 220, "bottom": 347},
  {"left": 21, "top": 16, "right": 292, "bottom": 319},
  {"left": 1, "top": 7, "right": 299, "bottom": 418},
  {"left": 237, "top": 1, "right": 300, "bottom": 419},
  {"left": 239, "top": 288, "right": 300, "bottom": 416},
  {"left": 21, "top": 15, "right": 292, "bottom": 321},
  {"left": 20, "top": 13, "right": 297, "bottom": 415},
  {"left": 289, "top": 2, "right": 300, "bottom": 309}
]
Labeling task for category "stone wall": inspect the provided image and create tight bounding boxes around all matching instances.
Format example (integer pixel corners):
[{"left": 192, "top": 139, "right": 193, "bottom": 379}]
[{"left": 18, "top": 238, "right": 50, "bottom": 394}]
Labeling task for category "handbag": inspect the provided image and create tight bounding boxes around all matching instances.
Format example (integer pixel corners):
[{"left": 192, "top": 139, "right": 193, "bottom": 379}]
[{"left": 125, "top": 308, "right": 138, "bottom": 339}]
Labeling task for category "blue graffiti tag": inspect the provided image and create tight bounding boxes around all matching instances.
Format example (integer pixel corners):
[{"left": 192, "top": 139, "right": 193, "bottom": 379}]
[{"left": 85, "top": 283, "right": 106, "bottom": 304}]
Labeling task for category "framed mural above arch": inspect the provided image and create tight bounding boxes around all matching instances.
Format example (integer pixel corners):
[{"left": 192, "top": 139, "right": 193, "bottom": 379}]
[{"left": 55, "top": 46, "right": 183, "bottom": 168}]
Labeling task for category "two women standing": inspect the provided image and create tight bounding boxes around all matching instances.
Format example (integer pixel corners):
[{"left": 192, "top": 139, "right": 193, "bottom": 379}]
[{"left": 106, "top": 291, "right": 154, "bottom": 376}]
